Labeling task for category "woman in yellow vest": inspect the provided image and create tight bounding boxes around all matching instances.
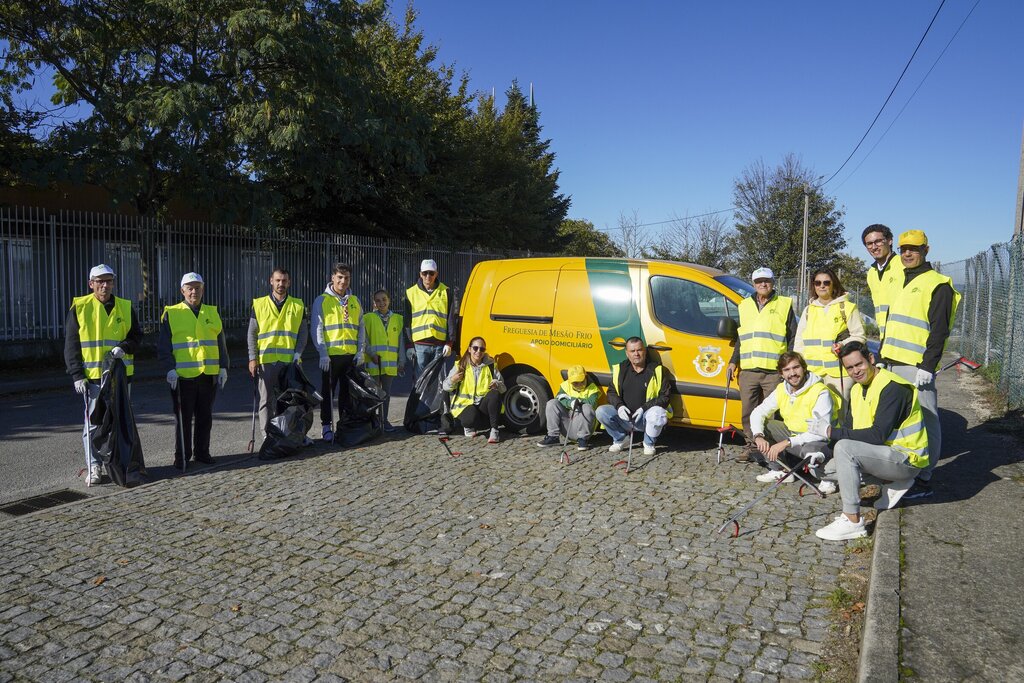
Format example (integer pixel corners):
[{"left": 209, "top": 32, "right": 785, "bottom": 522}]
[
  {"left": 537, "top": 365, "right": 601, "bottom": 451},
  {"left": 794, "top": 267, "right": 866, "bottom": 400},
  {"left": 441, "top": 336, "right": 505, "bottom": 444},
  {"left": 158, "top": 273, "right": 229, "bottom": 470},
  {"left": 364, "top": 288, "right": 409, "bottom": 432},
  {"left": 811, "top": 342, "right": 929, "bottom": 541}
]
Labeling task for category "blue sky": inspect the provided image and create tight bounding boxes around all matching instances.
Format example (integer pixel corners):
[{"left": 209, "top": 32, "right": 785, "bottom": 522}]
[{"left": 408, "top": 0, "right": 1022, "bottom": 264}]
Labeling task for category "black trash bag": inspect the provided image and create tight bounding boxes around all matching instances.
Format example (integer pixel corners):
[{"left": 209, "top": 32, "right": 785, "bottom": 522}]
[
  {"left": 335, "top": 366, "right": 387, "bottom": 448},
  {"left": 259, "top": 362, "right": 322, "bottom": 460},
  {"left": 403, "top": 354, "right": 448, "bottom": 434},
  {"left": 90, "top": 356, "right": 145, "bottom": 488}
]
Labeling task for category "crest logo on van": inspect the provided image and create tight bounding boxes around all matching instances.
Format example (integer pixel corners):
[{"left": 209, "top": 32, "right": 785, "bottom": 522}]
[{"left": 693, "top": 345, "right": 724, "bottom": 378}]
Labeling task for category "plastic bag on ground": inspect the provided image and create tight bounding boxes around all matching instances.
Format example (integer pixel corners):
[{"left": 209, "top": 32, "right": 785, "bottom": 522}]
[
  {"left": 259, "top": 362, "right": 322, "bottom": 460},
  {"left": 90, "top": 357, "right": 145, "bottom": 487},
  {"left": 334, "top": 367, "right": 387, "bottom": 448},
  {"left": 403, "top": 354, "right": 448, "bottom": 434}
]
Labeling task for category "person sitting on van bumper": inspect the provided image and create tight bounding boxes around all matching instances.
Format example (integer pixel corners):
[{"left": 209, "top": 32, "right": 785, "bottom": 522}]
[
  {"left": 539, "top": 364, "right": 600, "bottom": 451},
  {"left": 749, "top": 352, "right": 837, "bottom": 491},
  {"left": 442, "top": 336, "right": 505, "bottom": 443},
  {"left": 595, "top": 337, "right": 672, "bottom": 457}
]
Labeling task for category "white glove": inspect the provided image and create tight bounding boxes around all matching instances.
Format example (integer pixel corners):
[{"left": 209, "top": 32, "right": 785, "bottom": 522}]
[
  {"left": 218, "top": 368, "right": 228, "bottom": 389},
  {"left": 807, "top": 452, "right": 826, "bottom": 468},
  {"left": 442, "top": 345, "right": 452, "bottom": 358},
  {"left": 292, "top": 353, "right": 302, "bottom": 364},
  {"left": 166, "top": 370, "right": 178, "bottom": 390},
  {"left": 805, "top": 415, "right": 832, "bottom": 439},
  {"left": 354, "top": 353, "right": 365, "bottom": 367},
  {"left": 406, "top": 348, "right": 416, "bottom": 362},
  {"left": 632, "top": 407, "right": 645, "bottom": 422},
  {"left": 319, "top": 356, "right": 330, "bottom": 373},
  {"left": 914, "top": 368, "right": 934, "bottom": 387},
  {"left": 110, "top": 346, "right": 125, "bottom": 359},
  {"left": 617, "top": 405, "right": 631, "bottom": 422},
  {"left": 875, "top": 361, "right": 887, "bottom": 370},
  {"left": 74, "top": 379, "right": 88, "bottom": 395}
]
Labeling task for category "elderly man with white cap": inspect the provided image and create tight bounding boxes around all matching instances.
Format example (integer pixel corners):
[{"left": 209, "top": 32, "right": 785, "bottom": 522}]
[
  {"left": 727, "top": 267, "right": 797, "bottom": 463},
  {"left": 405, "top": 258, "right": 455, "bottom": 379},
  {"left": 65, "top": 264, "right": 143, "bottom": 485},
  {"left": 158, "top": 272, "right": 230, "bottom": 470}
]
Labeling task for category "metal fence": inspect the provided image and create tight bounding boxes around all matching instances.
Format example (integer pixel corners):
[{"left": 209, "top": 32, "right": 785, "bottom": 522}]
[
  {"left": 0, "top": 205, "right": 533, "bottom": 341},
  {"left": 937, "top": 234, "right": 1024, "bottom": 408},
  {"left": 773, "top": 276, "right": 876, "bottom": 328}
]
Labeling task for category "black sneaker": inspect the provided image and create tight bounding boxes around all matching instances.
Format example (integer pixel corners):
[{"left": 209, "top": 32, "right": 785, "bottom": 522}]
[
  {"left": 904, "top": 478, "right": 934, "bottom": 500},
  {"left": 194, "top": 453, "right": 215, "bottom": 464},
  {"left": 537, "top": 435, "right": 560, "bottom": 447}
]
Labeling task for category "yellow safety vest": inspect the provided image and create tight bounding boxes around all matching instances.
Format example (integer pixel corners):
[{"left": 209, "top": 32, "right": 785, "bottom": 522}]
[
  {"left": 72, "top": 295, "right": 134, "bottom": 379},
  {"left": 772, "top": 380, "right": 840, "bottom": 433},
  {"left": 559, "top": 379, "right": 600, "bottom": 404},
  {"left": 322, "top": 294, "right": 362, "bottom": 356},
  {"left": 737, "top": 295, "right": 793, "bottom": 371},
  {"left": 850, "top": 368, "right": 929, "bottom": 468},
  {"left": 253, "top": 295, "right": 305, "bottom": 365},
  {"left": 801, "top": 301, "right": 856, "bottom": 378},
  {"left": 882, "top": 270, "right": 961, "bottom": 368},
  {"left": 611, "top": 364, "right": 674, "bottom": 418},
  {"left": 866, "top": 256, "right": 904, "bottom": 339},
  {"left": 164, "top": 302, "right": 223, "bottom": 378},
  {"left": 365, "top": 312, "right": 403, "bottom": 377},
  {"left": 451, "top": 363, "right": 496, "bottom": 418},
  {"left": 406, "top": 283, "right": 448, "bottom": 343}
]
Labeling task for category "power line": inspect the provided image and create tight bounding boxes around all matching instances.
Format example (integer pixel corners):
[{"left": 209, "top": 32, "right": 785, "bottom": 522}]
[
  {"left": 822, "top": 0, "right": 948, "bottom": 187},
  {"left": 595, "top": 207, "right": 735, "bottom": 233}
]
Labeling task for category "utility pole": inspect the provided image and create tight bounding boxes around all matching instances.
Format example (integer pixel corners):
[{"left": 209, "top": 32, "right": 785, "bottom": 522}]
[
  {"left": 798, "top": 187, "right": 810, "bottom": 308},
  {"left": 1015, "top": 122, "right": 1024, "bottom": 236}
]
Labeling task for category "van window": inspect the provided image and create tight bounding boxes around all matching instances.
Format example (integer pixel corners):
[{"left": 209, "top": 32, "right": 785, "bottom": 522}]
[
  {"left": 650, "top": 275, "right": 730, "bottom": 337},
  {"left": 491, "top": 270, "right": 557, "bottom": 322}
]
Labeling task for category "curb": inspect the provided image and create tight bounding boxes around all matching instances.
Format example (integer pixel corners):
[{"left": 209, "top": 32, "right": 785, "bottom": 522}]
[{"left": 858, "top": 506, "right": 901, "bottom": 683}]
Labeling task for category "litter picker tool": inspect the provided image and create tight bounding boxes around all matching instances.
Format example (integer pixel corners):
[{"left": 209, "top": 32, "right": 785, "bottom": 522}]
[
  {"left": 715, "top": 452, "right": 818, "bottom": 538},
  {"left": 247, "top": 372, "right": 259, "bottom": 453},
  {"left": 938, "top": 355, "right": 980, "bottom": 375},
  {"left": 559, "top": 400, "right": 584, "bottom": 465},
  {"left": 611, "top": 420, "right": 635, "bottom": 474},
  {"left": 174, "top": 385, "right": 187, "bottom": 474},
  {"left": 714, "top": 375, "right": 739, "bottom": 464},
  {"left": 439, "top": 435, "right": 462, "bottom": 458},
  {"left": 81, "top": 392, "right": 95, "bottom": 486}
]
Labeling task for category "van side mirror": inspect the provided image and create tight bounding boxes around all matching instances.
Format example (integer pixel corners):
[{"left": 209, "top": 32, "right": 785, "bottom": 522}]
[{"left": 716, "top": 316, "right": 738, "bottom": 341}]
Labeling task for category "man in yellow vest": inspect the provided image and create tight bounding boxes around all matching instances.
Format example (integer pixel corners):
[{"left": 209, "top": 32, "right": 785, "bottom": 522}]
[
  {"left": 537, "top": 364, "right": 601, "bottom": 451},
  {"left": 312, "top": 263, "right": 366, "bottom": 442},
  {"left": 64, "top": 264, "right": 142, "bottom": 485},
  {"left": 247, "top": 267, "right": 308, "bottom": 440},
  {"left": 749, "top": 352, "right": 837, "bottom": 492},
  {"left": 863, "top": 223, "right": 904, "bottom": 340},
  {"left": 405, "top": 259, "right": 453, "bottom": 379},
  {"left": 595, "top": 337, "right": 672, "bottom": 457},
  {"left": 159, "top": 272, "right": 229, "bottom": 470},
  {"left": 878, "top": 229, "right": 960, "bottom": 500},
  {"left": 365, "top": 288, "right": 409, "bottom": 432},
  {"left": 727, "top": 267, "right": 797, "bottom": 462},
  {"left": 810, "top": 341, "right": 930, "bottom": 541}
]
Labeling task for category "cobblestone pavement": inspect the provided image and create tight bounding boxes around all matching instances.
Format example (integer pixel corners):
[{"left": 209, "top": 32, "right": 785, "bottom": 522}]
[{"left": 0, "top": 427, "right": 847, "bottom": 682}]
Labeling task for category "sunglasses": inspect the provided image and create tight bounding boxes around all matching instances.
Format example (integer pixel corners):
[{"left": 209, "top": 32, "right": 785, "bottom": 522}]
[
  {"left": 814, "top": 280, "right": 832, "bottom": 287},
  {"left": 753, "top": 279, "right": 772, "bottom": 285},
  {"left": 470, "top": 345, "right": 486, "bottom": 352},
  {"left": 421, "top": 270, "right": 436, "bottom": 276}
]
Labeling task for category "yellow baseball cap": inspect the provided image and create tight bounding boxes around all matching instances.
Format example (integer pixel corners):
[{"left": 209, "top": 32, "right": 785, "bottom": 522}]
[
  {"left": 567, "top": 365, "right": 586, "bottom": 383},
  {"left": 898, "top": 229, "right": 928, "bottom": 247}
]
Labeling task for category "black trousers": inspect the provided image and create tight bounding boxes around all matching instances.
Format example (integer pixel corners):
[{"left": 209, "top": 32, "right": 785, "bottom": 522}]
[
  {"left": 321, "top": 354, "right": 355, "bottom": 427},
  {"left": 171, "top": 374, "right": 217, "bottom": 462},
  {"left": 454, "top": 390, "right": 502, "bottom": 431}
]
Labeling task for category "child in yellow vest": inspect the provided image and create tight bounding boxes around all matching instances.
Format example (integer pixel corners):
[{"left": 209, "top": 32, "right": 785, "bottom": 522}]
[{"left": 364, "top": 289, "right": 409, "bottom": 431}]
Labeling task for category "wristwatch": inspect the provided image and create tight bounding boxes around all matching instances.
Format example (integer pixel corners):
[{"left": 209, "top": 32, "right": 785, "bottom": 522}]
[{"left": 753, "top": 433, "right": 764, "bottom": 440}]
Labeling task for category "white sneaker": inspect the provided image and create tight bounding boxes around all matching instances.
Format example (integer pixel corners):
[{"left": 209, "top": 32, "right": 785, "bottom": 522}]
[
  {"left": 86, "top": 465, "right": 102, "bottom": 486},
  {"left": 817, "top": 480, "right": 838, "bottom": 495},
  {"left": 815, "top": 514, "right": 867, "bottom": 541},
  {"left": 608, "top": 438, "right": 629, "bottom": 453},
  {"left": 874, "top": 477, "right": 916, "bottom": 510},
  {"left": 643, "top": 443, "right": 656, "bottom": 456},
  {"left": 464, "top": 428, "right": 477, "bottom": 438},
  {"left": 487, "top": 429, "right": 500, "bottom": 444},
  {"left": 755, "top": 469, "right": 790, "bottom": 484}
]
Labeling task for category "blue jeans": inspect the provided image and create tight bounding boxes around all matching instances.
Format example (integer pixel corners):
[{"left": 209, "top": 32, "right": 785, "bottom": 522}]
[
  {"left": 414, "top": 344, "right": 446, "bottom": 379},
  {"left": 595, "top": 404, "right": 669, "bottom": 446},
  {"left": 81, "top": 381, "right": 101, "bottom": 468}
]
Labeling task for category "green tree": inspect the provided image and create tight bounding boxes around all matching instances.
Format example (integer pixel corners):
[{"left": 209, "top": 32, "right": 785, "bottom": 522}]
[
  {"left": 556, "top": 219, "right": 623, "bottom": 257},
  {"left": 730, "top": 154, "right": 846, "bottom": 277}
]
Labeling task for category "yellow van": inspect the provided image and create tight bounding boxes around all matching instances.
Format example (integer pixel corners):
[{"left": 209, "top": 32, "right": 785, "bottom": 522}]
[{"left": 457, "top": 257, "right": 751, "bottom": 433}]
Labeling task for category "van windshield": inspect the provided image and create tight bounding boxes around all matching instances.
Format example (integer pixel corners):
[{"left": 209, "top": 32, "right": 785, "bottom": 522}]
[{"left": 714, "top": 275, "right": 755, "bottom": 298}]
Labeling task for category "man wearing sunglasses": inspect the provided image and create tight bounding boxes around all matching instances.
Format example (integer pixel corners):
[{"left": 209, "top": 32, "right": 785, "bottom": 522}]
[
  {"left": 406, "top": 259, "right": 454, "bottom": 379},
  {"left": 862, "top": 223, "right": 904, "bottom": 340}
]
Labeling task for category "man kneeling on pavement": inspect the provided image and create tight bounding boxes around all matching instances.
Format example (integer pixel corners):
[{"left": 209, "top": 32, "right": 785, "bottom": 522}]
[
  {"left": 748, "top": 351, "right": 838, "bottom": 494},
  {"left": 595, "top": 337, "right": 672, "bottom": 456},
  {"left": 538, "top": 364, "right": 600, "bottom": 451},
  {"left": 810, "top": 341, "right": 931, "bottom": 541}
]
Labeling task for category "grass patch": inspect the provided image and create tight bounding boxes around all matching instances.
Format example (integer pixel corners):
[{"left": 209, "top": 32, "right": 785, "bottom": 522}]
[{"left": 826, "top": 586, "right": 856, "bottom": 611}]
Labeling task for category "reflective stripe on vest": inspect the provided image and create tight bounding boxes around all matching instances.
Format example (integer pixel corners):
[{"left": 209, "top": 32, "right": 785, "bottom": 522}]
[
  {"left": 802, "top": 302, "right": 857, "bottom": 378},
  {"left": 406, "top": 283, "right": 448, "bottom": 342},
  {"left": 365, "top": 312, "right": 403, "bottom": 377},
  {"left": 772, "top": 380, "right": 840, "bottom": 433},
  {"left": 322, "top": 294, "right": 362, "bottom": 356},
  {"left": 164, "top": 303, "right": 223, "bottom": 378},
  {"left": 866, "top": 257, "right": 904, "bottom": 339},
  {"left": 73, "top": 295, "right": 134, "bottom": 380},
  {"left": 882, "top": 270, "right": 961, "bottom": 367},
  {"left": 611, "top": 364, "right": 674, "bottom": 418},
  {"left": 737, "top": 295, "right": 793, "bottom": 371},
  {"left": 850, "top": 368, "right": 929, "bottom": 467},
  {"left": 253, "top": 296, "right": 304, "bottom": 365},
  {"left": 451, "top": 363, "right": 494, "bottom": 418}
]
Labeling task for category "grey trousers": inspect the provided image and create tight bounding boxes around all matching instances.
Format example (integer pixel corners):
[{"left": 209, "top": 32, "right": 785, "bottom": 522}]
[
  {"left": 889, "top": 363, "right": 939, "bottom": 481},
  {"left": 257, "top": 361, "right": 288, "bottom": 434},
  {"left": 739, "top": 369, "right": 782, "bottom": 444},
  {"left": 834, "top": 439, "right": 922, "bottom": 515},
  {"left": 375, "top": 374, "right": 394, "bottom": 424},
  {"left": 762, "top": 419, "right": 831, "bottom": 479},
  {"left": 545, "top": 400, "right": 596, "bottom": 440}
]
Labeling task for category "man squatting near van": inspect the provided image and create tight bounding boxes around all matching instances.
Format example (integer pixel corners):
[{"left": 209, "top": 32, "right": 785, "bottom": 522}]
[
  {"left": 537, "top": 364, "right": 600, "bottom": 451},
  {"left": 727, "top": 267, "right": 797, "bottom": 463},
  {"left": 313, "top": 263, "right": 366, "bottom": 443},
  {"left": 748, "top": 351, "right": 837, "bottom": 494},
  {"left": 596, "top": 337, "right": 672, "bottom": 456}
]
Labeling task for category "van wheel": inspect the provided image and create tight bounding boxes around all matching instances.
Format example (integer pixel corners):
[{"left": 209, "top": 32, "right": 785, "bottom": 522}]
[{"left": 503, "top": 373, "right": 551, "bottom": 434}]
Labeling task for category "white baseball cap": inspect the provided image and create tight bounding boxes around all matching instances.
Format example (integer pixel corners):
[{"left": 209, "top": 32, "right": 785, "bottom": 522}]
[
  {"left": 89, "top": 264, "right": 116, "bottom": 280},
  {"left": 751, "top": 267, "right": 775, "bottom": 281},
  {"left": 180, "top": 272, "right": 204, "bottom": 287},
  {"left": 420, "top": 259, "right": 438, "bottom": 273}
]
